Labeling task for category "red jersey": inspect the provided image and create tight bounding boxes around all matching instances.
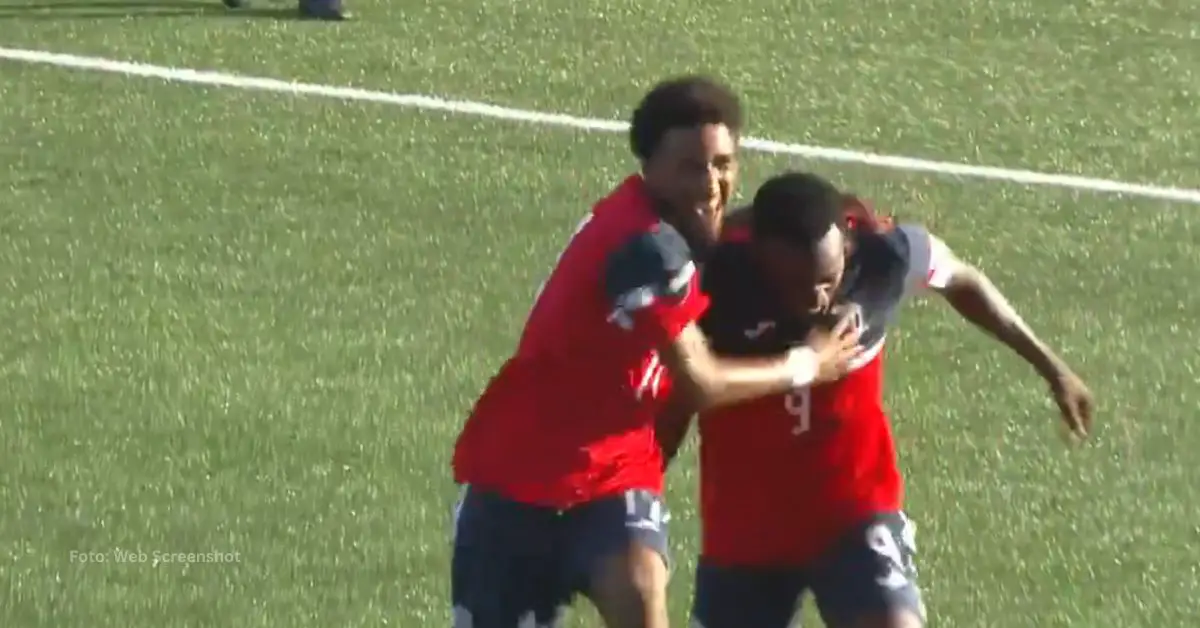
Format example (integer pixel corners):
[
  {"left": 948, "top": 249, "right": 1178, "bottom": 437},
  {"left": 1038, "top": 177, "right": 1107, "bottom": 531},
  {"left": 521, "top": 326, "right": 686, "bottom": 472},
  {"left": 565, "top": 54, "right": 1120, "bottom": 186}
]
[
  {"left": 452, "top": 175, "right": 709, "bottom": 508},
  {"left": 695, "top": 221, "right": 951, "bottom": 566}
]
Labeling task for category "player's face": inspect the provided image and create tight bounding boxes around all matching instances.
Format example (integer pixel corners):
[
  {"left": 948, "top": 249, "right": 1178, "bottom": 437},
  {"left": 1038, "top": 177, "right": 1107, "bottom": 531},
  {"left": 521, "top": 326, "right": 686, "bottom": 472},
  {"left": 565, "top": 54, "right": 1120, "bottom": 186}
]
[
  {"left": 759, "top": 225, "right": 847, "bottom": 315},
  {"left": 644, "top": 123, "right": 739, "bottom": 252}
]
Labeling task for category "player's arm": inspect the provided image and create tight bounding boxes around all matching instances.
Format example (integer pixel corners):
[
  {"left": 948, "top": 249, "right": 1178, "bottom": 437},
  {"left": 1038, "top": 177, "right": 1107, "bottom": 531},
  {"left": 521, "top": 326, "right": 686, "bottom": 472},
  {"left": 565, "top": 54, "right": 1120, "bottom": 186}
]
[
  {"left": 606, "top": 227, "right": 861, "bottom": 412},
  {"left": 653, "top": 323, "right": 846, "bottom": 468},
  {"left": 900, "top": 225, "right": 1093, "bottom": 437},
  {"left": 915, "top": 232, "right": 1067, "bottom": 381}
]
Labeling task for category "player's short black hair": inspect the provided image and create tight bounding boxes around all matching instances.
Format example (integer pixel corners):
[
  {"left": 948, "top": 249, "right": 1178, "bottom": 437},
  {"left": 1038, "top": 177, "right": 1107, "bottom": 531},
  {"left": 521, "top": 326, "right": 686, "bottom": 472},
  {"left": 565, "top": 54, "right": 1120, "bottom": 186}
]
[
  {"left": 629, "top": 76, "right": 743, "bottom": 161},
  {"left": 750, "top": 171, "right": 847, "bottom": 248}
]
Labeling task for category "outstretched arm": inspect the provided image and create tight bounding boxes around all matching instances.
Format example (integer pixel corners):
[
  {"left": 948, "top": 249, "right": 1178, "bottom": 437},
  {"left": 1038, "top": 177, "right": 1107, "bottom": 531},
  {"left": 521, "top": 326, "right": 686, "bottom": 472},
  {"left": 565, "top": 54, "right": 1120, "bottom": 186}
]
[
  {"left": 920, "top": 231, "right": 1094, "bottom": 438},
  {"left": 925, "top": 235, "right": 1066, "bottom": 380}
]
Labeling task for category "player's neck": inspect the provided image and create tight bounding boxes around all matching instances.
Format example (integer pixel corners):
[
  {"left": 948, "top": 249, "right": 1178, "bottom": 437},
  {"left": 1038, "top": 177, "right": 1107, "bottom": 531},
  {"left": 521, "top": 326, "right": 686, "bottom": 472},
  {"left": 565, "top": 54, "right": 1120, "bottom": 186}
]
[
  {"left": 642, "top": 184, "right": 691, "bottom": 246},
  {"left": 635, "top": 173, "right": 716, "bottom": 256},
  {"left": 638, "top": 178, "right": 672, "bottom": 221}
]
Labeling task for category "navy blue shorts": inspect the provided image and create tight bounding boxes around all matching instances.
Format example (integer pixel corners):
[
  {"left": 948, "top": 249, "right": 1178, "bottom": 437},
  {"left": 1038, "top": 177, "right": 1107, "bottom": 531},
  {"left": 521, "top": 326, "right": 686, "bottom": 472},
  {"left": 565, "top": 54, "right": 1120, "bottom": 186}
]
[
  {"left": 450, "top": 487, "right": 670, "bottom": 628},
  {"left": 691, "top": 512, "right": 925, "bottom": 628}
]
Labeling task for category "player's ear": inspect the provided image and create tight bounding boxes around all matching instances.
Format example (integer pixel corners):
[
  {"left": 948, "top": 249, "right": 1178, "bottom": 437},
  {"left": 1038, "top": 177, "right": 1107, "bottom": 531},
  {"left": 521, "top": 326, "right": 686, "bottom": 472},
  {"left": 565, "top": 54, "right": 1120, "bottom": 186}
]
[{"left": 841, "top": 194, "right": 869, "bottom": 225}]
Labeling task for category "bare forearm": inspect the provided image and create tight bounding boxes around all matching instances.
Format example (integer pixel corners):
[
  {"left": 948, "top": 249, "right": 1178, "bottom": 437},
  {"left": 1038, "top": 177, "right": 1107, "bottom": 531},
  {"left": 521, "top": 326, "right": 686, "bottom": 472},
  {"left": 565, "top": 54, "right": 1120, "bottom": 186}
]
[
  {"left": 941, "top": 267, "right": 1068, "bottom": 380},
  {"left": 675, "top": 355, "right": 798, "bottom": 411},
  {"left": 659, "top": 323, "right": 806, "bottom": 411}
]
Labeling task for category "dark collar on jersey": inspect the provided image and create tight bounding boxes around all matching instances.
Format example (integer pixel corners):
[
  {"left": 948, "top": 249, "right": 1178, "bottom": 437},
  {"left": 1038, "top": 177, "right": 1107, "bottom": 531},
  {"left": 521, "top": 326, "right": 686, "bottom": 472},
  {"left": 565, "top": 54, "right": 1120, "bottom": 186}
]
[{"left": 837, "top": 250, "right": 864, "bottom": 301}]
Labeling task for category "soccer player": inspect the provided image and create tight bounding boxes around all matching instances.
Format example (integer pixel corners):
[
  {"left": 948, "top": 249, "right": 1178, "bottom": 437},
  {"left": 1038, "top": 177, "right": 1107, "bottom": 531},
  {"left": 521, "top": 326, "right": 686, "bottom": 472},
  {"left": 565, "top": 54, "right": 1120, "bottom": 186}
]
[
  {"left": 659, "top": 171, "right": 1094, "bottom": 628},
  {"left": 449, "top": 80, "right": 864, "bottom": 628}
]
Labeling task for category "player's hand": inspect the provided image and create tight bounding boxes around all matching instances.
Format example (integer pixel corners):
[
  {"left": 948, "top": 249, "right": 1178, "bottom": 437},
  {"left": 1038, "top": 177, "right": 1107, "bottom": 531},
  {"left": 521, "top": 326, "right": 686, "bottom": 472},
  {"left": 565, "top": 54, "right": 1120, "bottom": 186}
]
[
  {"left": 1049, "top": 369, "right": 1093, "bottom": 441},
  {"left": 806, "top": 315, "right": 864, "bottom": 383}
]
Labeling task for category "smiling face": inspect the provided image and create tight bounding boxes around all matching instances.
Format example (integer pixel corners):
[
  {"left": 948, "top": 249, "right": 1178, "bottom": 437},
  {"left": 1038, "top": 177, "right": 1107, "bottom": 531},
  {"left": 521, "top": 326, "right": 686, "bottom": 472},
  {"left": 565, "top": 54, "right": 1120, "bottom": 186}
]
[{"left": 642, "top": 122, "right": 739, "bottom": 254}]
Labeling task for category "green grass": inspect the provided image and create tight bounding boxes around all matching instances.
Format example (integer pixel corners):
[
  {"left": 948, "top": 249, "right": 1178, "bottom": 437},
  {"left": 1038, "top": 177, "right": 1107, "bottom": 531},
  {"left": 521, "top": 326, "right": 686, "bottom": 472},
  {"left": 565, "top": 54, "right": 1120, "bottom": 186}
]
[{"left": 2, "top": 1, "right": 1199, "bottom": 626}]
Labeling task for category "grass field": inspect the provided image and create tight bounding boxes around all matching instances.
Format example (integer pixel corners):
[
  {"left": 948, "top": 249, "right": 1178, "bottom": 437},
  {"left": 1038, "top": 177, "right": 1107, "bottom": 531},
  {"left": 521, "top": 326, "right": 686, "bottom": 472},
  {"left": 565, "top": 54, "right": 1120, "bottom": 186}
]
[{"left": 2, "top": 1, "right": 1200, "bottom": 626}]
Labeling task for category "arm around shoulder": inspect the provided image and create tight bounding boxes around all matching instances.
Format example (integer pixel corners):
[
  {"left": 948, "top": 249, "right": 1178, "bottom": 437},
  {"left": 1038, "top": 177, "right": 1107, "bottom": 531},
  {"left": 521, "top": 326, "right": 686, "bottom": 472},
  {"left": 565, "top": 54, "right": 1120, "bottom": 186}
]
[{"left": 657, "top": 321, "right": 858, "bottom": 412}]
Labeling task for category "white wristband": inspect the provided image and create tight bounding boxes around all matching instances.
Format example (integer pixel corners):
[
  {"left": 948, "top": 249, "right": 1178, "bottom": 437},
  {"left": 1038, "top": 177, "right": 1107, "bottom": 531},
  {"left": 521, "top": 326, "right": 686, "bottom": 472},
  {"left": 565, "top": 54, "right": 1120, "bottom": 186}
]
[{"left": 786, "top": 347, "right": 818, "bottom": 389}]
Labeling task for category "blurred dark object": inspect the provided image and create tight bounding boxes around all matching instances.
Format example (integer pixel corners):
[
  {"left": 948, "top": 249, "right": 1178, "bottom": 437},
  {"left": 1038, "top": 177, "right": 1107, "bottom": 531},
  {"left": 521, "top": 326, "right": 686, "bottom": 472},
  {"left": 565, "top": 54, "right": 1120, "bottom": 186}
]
[
  {"left": 298, "top": 0, "right": 346, "bottom": 19},
  {"left": 222, "top": 0, "right": 348, "bottom": 20}
]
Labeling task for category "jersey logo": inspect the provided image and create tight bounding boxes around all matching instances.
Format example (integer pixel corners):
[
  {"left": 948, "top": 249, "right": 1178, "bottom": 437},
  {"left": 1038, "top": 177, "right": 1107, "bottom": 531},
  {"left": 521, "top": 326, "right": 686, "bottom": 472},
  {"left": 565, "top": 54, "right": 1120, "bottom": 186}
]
[{"left": 742, "top": 320, "right": 776, "bottom": 339}]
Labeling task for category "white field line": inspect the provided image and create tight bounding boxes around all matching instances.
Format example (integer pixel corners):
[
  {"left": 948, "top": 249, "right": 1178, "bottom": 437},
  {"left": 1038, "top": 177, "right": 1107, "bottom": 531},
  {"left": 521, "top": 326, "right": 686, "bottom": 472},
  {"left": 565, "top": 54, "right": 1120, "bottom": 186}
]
[{"left": 3, "top": 46, "right": 1199, "bottom": 205}]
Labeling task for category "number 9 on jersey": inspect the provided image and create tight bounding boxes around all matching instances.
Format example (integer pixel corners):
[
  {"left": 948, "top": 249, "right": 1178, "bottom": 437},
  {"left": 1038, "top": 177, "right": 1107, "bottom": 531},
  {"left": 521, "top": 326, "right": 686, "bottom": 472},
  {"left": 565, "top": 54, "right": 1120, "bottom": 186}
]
[{"left": 784, "top": 387, "right": 811, "bottom": 436}]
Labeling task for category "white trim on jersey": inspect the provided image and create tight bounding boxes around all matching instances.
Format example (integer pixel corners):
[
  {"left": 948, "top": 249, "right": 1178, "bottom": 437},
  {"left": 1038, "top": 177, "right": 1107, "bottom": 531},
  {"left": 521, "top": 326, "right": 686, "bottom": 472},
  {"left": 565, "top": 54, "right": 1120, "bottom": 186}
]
[
  {"left": 667, "top": 260, "right": 697, "bottom": 294},
  {"left": 607, "top": 260, "right": 696, "bottom": 331},
  {"left": 926, "top": 234, "right": 954, "bottom": 290},
  {"left": 847, "top": 335, "right": 887, "bottom": 373}
]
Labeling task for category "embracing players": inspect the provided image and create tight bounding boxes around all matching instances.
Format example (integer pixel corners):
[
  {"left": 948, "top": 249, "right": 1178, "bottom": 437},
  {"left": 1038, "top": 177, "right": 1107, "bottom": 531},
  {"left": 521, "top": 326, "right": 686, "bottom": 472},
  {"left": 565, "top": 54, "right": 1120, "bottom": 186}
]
[
  {"left": 449, "top": 81, "right": 863, "bottom": 628},
  {"left": 658, "top": 171, "right": 1094, "bottom": 628}
]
